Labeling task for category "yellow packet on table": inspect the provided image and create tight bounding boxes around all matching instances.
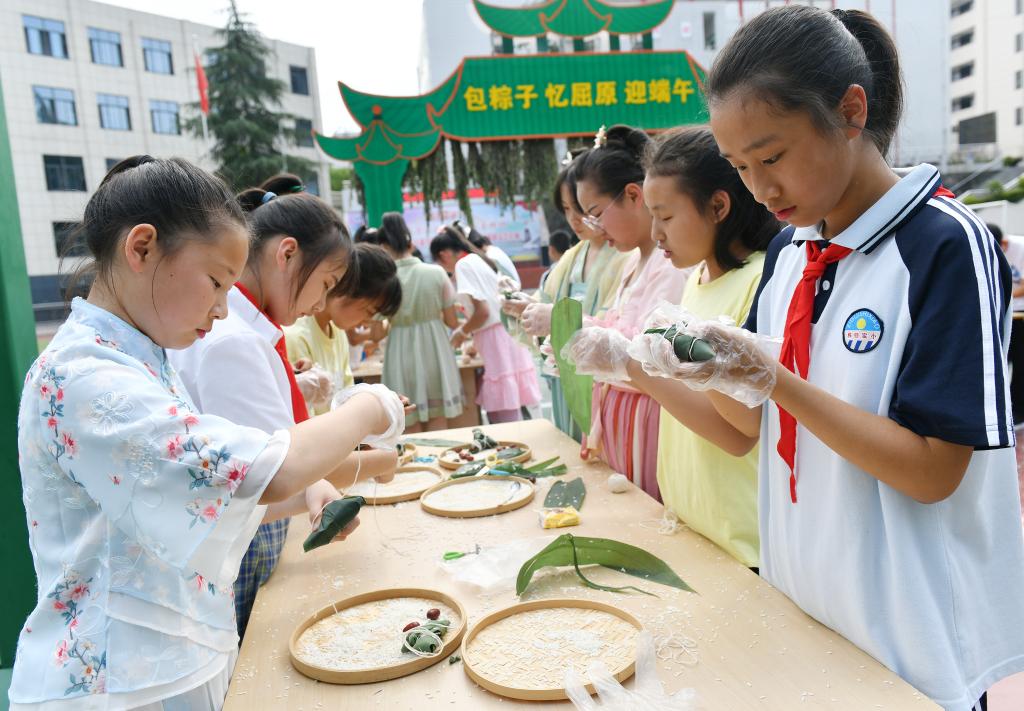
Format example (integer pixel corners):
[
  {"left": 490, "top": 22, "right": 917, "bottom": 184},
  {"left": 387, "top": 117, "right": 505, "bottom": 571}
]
[{"left": 540, "top": 506, "right": 580, "bottom": 529}]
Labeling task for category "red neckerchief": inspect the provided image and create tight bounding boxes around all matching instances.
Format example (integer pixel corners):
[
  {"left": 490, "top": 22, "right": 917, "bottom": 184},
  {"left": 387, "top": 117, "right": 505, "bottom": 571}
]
[
  {"left": 776, "top": 184, "right": 955, "bottom": 503},
  {"left": 234, "top": 283, "right": 309, "bottom": 424}
]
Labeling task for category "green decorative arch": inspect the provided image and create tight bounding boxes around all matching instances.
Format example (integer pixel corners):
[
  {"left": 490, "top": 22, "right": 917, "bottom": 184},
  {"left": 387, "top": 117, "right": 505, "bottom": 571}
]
[{"left": 472, "top": 0, "right": 675, "bottom": 39}]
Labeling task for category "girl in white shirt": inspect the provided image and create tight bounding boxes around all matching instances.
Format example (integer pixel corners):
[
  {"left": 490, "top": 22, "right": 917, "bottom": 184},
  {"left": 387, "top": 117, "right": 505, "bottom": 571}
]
[{"left": 430, "top": 226, "right": 541, "bottom": 423}]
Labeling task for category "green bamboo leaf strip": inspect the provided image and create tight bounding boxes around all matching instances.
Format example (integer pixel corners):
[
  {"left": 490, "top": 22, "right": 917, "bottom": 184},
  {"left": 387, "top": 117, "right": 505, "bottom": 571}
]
[
  {"left": 516, "top": 533, "right": 695, "bottom": 597},
  {"left": 644, "top": 325, "right": 715, "bottom": 362},
  {"left": 544, "top": 477, "right": 586, "bottom": 510},
  {"left": 400, "top": 437, "right": 466, "bottom": 448},
  {"left": 303, "top": 496, "right": 364, "bottom": 552}
]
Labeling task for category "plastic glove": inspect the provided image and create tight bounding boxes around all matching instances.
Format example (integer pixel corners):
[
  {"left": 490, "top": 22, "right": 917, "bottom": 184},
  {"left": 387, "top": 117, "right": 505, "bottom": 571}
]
[
  {"left": 500, "top": 291, "right": 532, "bottom": 318},
  {"left": 563, "top": 327, "right": 631, "bottom": 382},
  {"left": 565, "top": 631, "right": 698, "bottom": 711},
  {"left": 295, "top": 366, "right": 335, "bottom": 408},
  {"left": 521, "top": 302, "right": 554, "bottom": 337},
  {"left": 330, "top": 383, "right": 406, "bottom": 449},
  {"left": 627, "top": 303, "right": 778, "bottom": 408}
]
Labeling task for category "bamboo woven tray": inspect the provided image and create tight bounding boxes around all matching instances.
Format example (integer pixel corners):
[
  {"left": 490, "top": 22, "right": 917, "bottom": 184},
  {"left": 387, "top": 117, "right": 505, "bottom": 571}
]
[
  {"left": 289, "top": 587, "right": 467, "bottom": 684},
  {"left": 343, "top": 464, "right": 445, "bottom": 505},
  {"left": 419, "top": 475, "right": 534, "bottom": 518},
  {"left": 437, "top": 440, "right": 532, "bottom": 470},
  {"left": 396, "top": 442, "right": 417, "bottom": 465},
  {"left": 461, "top": 598, "right": 643, "bottom": 701}
]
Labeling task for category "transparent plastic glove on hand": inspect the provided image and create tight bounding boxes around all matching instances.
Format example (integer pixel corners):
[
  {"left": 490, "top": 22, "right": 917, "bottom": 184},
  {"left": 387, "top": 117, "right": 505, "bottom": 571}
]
[
  {"left": 564, "top": 631, "right": 698, "bottom": 711},
  {"left": 330, "top": 383, "right": 406, "bottom": 449},
  {"left": 500, "top": 291, "right": 532, "bottom": 318},
  {"left": 295, "top": 366, "right": 334, "bottom": 407},
  {"left": 562, "top": 327, "right": 631, "bottom": 383},
  {"left": 627, "top": 302, "right": 778, "bottom": 408},
  {"left": 521, "top": 302, "right": 554, "bottom": 337}
]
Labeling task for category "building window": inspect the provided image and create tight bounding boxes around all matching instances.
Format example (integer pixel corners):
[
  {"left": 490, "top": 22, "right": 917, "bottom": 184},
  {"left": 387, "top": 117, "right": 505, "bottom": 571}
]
[
  {"left": 88, "top": 27, "right": 122, "bottom": 66},
  {"left": 53, "top": 222, "right": 86, "bottom": 257},
  {"left": 150, "top": 100, "right": 179, "bottom": 134},
  {"left": 33, "top": 86, "right": 76, "bottom": 125},
  {"left": 105, "top": 158, "right": 121, "bottom": 172},
  {"left": 43, "top": 156, "right": 86, "bottom": 191},
  {"left": 951, "top": 62, "right": 974, "bottom": 81},
  {"left": 295, "top": 118, "right": 314, "bottom": 147},
  {"left": 951, "top": 30, "right": 974, "bottom": 49},
  {"left": 98, "top": 94, "right": 131, "bottom": 131},
  {"left": 701, "top": 12, "right": 716, "bottom": 51},
  {"left": 23, "top": 15, "right": 67, "bottom": 58},
  {"left": 1017, "top": 70, "right": 1023, "bottom": 90},
  {"left": 951, "top": 0, "right": 973, "bottom": 16},
  {"left": 290, "top": 65, "right": 309, "bottom": 95},
  {"left": 1017, "top": 107, "right": 1023, "bottom": 126},
  {"left": 142, "top": 38, "right": 173, "bottom": 74},
  {"left": 1018, "top": 0, "right": 1023, "bottom": 15},
  {"left": 951, "top": 94, "right": 975, "bottom": 112},
  {"left": 1017, "top": 33, "right": 1023, "bottom": 53}
]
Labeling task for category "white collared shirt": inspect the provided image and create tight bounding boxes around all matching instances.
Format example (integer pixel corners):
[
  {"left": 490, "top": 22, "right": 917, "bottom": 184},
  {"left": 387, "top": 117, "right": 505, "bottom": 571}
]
[
  {"left": 745, "top": 164, "right": 1024, "bottom": 710},
  {"left": 169, "top": 286, "right": 295, "bottom": 433}
]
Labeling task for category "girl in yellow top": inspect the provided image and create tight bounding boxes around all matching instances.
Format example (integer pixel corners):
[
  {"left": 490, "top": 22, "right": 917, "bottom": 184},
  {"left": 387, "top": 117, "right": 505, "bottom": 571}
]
[
  {"left": 568, "top": 126, "right": 780, "bottom": 568},
  {"left": 285, "top": 243, "right": 402, "bottom": 415}
]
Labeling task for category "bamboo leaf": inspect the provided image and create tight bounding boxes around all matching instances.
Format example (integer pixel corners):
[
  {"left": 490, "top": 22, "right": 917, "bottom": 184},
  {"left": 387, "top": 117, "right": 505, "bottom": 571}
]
[
  {"left": 550, "top": 298, "right": 593, "bottom": 433},
  {"left": 303, "top": 496, "right": 364, "bottom": 552},
  {"left": 516, "top": 533, "right": 695, "bottom": 597},
  {"left": 400, "top": 437, "right": 465, "bottom": 448},
  {"left": 544, "top": 477, "right": 586, "bottom": 509}
]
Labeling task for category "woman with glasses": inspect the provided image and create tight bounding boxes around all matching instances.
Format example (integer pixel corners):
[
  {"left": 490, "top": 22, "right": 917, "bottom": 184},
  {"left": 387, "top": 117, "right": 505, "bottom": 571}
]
[{"left": 571, "top": 125, "right": 690, "bottom": 501}]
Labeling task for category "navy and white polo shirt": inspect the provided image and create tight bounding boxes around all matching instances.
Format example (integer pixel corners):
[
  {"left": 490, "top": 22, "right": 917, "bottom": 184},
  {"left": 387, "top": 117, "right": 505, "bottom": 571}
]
[{"left": 745, "top": 164, "right": 1024, "bottom": 709}]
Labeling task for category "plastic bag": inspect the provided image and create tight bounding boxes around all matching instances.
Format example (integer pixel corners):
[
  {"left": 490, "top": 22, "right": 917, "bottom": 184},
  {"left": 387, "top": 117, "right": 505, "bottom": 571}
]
[
  {"left": 565, "top": 631, "right": 698, "bottom": 710},
  {"left": 627, "top": 302, "right": 780, "bottom": 408},
  {"left": 438, "top": 537, "right": 555, "bottom": 592},
  {"left": 562, "top": 327, "right": 631, "bottom": 383},
  {"left": 330, "top": 383, "right": 406, "bottom": 449}
]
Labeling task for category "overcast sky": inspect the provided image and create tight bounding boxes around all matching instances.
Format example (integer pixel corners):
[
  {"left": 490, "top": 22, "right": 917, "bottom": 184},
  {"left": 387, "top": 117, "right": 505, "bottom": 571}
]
[{"left": 103, "top": 0, "right": 425, "bottom": 135}]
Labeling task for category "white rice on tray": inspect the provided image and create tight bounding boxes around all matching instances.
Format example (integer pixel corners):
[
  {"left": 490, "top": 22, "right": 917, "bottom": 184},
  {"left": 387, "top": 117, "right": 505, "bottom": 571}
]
[
  {"left": 294, "top": 597, "right": 460, "bottom": 671},
  {"left": 345, "top": 469, "right": 441, "bottom": 498},
  {"left": 423, "top": 478, "right": 531, "bottom": 511}
]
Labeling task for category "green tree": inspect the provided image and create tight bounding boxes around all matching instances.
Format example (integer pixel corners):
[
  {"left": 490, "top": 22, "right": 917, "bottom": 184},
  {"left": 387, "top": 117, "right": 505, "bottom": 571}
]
[{"left": 188, "top": 1, "right": 312, "bottom": 189}]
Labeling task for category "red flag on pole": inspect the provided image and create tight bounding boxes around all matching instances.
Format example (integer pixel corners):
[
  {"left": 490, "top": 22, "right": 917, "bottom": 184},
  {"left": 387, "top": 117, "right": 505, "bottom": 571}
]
[{"left": 195, "top": 52, "right": 209, "bottom": 115}]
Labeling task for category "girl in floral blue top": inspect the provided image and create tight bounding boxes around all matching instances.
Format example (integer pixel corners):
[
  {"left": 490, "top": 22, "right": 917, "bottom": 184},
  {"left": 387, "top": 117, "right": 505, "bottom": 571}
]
[{"left": 10, "top": 157, "right": 402, "bottom": 710}]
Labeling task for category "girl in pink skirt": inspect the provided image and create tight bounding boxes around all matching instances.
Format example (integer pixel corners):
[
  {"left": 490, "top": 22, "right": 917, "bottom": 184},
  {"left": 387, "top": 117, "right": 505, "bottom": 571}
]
[{"left": 431, "top": 225, "right": 541, "bottom": 423}]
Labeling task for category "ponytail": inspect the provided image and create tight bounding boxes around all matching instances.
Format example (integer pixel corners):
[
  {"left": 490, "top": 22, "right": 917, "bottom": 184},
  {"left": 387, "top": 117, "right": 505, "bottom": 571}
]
[
  {"left": 707, "top": 5, "right": 903, "bottom": 157},
  {"left": 429, "top": 223, "right": 498, "bottom": 273}
]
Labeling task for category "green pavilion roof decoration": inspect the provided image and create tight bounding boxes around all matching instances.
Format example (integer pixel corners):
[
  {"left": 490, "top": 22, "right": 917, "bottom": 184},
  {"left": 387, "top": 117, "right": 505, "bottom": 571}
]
[{"left": 472, "top": 0, "right": 675, "bottom": 38}]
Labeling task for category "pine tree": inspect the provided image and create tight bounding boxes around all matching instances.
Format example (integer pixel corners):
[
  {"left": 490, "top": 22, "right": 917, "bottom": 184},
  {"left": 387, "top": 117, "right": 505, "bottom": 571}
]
[{"left": 189, "top": 1, "right": 312, "bottom": 190}]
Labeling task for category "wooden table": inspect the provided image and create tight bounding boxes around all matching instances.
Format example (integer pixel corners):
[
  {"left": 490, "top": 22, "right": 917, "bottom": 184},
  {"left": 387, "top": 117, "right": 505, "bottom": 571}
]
[
  {"left": 351, "top": 351, "right": 485, "bottom": 428},
  {"left": 225, "top": 420, "right": 936, "bottom": 710}
]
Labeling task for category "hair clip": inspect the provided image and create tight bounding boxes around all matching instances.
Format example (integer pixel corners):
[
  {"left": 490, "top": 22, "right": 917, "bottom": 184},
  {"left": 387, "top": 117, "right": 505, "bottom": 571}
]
[
  {"left": 594, "top": 125, "right": 608, "bottom": 149},
  {"left": 290, "top": 185, "right": 305, "bottom": 193},
  {"left": 261, "top": 191, "right": 278, "bottom": 204},
  {"left": 560, "top": 151, "right": 574, "bottom": 166}
]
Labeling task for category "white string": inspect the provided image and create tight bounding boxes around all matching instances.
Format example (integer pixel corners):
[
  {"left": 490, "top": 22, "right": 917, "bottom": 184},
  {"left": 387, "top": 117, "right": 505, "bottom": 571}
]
[
  {"left": 654, "top": 632, "right": 700, "bottom": 667},
  {"left": 400, "top": 620, "right": 450, "bottom": 658},
  {"left": 639, "top": 509, "right": 685, "bottom": 535}
]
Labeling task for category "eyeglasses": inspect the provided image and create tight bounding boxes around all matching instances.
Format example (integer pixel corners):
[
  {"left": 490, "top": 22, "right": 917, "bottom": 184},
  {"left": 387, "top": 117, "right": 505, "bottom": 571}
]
[{"left": 581, "top": 188, "right": 626, "bottom": 233}]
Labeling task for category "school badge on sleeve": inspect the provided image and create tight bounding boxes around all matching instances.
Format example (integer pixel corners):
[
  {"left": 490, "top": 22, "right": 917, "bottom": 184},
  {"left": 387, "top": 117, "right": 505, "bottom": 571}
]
[{"left": 842, "top": 309, "right": 883, "bottom": 353}]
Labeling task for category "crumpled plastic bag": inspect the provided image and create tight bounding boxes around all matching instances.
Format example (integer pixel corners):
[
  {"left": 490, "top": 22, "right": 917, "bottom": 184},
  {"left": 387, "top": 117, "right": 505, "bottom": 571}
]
[
  {"left": 565, "top": 631, "right": 698, "bottom": 711},
  {"left": 438, "top": 536, "right": 555, "bottom": 592},
  {"left": 627, "top": 302, "right": 780, "bottom": 408},
  {"left": 330, "top": 383, "right": 406, "bottom": 449}
]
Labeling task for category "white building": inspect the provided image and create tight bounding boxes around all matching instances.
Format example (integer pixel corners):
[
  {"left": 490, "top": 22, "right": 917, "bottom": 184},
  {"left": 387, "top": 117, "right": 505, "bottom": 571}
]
[
  {"left": 417, "top": 0, "right": 948, "bottom": 168},
  {"left": 947, "top": 0, "right": 1024, "bottom": 162},
  {"left": 1, "top": 0, "right": 329, "bottom": 315}
]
